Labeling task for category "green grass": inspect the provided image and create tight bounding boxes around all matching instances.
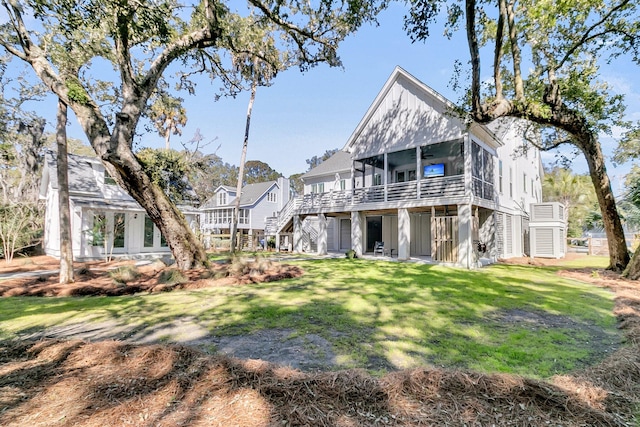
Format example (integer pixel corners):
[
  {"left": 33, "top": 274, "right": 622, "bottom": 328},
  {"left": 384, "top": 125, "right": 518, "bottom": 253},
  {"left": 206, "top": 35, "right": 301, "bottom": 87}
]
[{"left": 0, "top": 257, "right": 620, "bottom": 378}]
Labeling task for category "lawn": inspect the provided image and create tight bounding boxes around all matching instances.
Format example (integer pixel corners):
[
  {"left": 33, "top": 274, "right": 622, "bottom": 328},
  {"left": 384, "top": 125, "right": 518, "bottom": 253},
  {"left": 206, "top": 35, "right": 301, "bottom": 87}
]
[{"left": 0, "top": 257, "right": 620, "bottom": 378}]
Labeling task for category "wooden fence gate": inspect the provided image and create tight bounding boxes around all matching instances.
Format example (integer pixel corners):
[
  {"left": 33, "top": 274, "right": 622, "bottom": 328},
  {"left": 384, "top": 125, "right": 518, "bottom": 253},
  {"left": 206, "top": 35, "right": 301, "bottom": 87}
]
[{"left": 431, "top": 216, "right": 459, "bottom": 262}]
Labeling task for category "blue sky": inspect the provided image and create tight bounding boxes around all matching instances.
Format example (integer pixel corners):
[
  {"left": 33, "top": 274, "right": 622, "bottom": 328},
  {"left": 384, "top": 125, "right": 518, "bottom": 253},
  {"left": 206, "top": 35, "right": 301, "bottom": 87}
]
[{"left": 7, "top": 2, "right": 639, "bottom": 192}]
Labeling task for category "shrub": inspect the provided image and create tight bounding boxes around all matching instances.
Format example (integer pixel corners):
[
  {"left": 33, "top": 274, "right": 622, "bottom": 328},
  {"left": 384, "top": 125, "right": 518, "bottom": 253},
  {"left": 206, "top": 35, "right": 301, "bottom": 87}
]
[
  {"left": 0, "top": 203, "right": 42, "bottom": 263},
  {"left": 158, "top": 269, "right": 188, "bottom": 286},
  {"left": 345, "top": 249, "right": 357, "bottom": 259},
  {"left": 267, "top": 237, "right": 276, "bottom": 250},
  {"left": 108, "top": 265, "right": 140, "bottom": 284}
]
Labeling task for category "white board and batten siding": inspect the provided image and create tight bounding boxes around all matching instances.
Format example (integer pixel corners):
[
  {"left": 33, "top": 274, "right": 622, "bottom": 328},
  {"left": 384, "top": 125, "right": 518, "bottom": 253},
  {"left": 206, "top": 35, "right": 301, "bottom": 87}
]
[{"left": 529, "top": 202, "right": 566, "bottom": 259}]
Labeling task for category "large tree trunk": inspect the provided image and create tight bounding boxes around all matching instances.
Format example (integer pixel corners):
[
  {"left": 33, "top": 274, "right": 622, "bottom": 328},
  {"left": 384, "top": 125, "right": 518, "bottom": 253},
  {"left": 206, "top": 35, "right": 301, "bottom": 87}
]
[
  {"left": 106, "top": 147, "right": 208, "bottom": 270},
  {"left": 231, "top": 64, "right": 258, "bottom": 253},
  {"left": 577, "top": 134, "right": 630, "bottom": 271},
  {"left": 70, "top": 104, "right": 208, "bottom": 270},
  {"left": 2, "top": 0, "right": 219, "bottom": 271},
  {"left": 56, "top": 100, "right": 74, "bottom": 284}
]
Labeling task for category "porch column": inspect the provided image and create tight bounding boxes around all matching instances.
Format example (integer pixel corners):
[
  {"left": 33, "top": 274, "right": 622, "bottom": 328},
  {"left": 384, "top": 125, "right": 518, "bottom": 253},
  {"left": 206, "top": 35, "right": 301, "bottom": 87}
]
[
  {"left": 350, "top": 160, "right": 355, "bottom": 204},
  {"left": 384, "top": 153, "right": 388, "bottom": 202},
  {"left": 317, "top": 214, "right": 328, "bottom": 255},
  {"left": 351, "top": 210, "right": 364, "bottom": 257},
  {"left": 464, "top": 135, "right": 473, "bottom": 197},
  {"left": 398, "top": 208, "right": 411, "bottom": 260},
  {"left": 416, "top": 146, "right": 421, "bottom": 199},
  {"left": 293, "top": 215, "right": 303, "bottom": 253},
  {"left": 458, "top": 203, "right": 473, "bottom": 269},
  {"left": 275, "top": 232, "right": 281, "bottom": 251}
]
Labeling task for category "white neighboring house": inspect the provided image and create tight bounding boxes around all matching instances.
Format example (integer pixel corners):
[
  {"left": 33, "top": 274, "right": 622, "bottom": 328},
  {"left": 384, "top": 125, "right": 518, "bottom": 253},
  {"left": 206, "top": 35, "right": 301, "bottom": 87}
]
[
  {"left": 39, "top": 151, "right": 200, "bottom": 260},
  {"left": 200, "top": 177, "right": 290, "bottom": 248},
  {"left": 271, "top": 66, "right": 555, "bottom": 267}
]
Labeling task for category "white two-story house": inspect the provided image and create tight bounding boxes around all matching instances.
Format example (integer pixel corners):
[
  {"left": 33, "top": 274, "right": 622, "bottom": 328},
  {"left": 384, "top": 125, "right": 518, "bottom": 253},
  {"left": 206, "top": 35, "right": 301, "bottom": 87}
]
[
  {"left": 40, "top": 151, "right": 200, "bottom": 260},
  {"left": 200, "top": 177, "right": 290, "bottom": 248},
  {"left": 272, "top": 67, "right": 544, "bottom": 267}
]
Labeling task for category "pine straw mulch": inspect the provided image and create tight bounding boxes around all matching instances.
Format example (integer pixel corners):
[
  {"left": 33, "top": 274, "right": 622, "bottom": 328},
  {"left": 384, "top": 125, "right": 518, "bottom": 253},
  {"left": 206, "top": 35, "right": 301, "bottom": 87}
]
[
  {"left": 1, "top": 258, "right": 639, "bottom": 425},
  {"left": 0, "top": 255, "right": 303, "bottom": 297}
]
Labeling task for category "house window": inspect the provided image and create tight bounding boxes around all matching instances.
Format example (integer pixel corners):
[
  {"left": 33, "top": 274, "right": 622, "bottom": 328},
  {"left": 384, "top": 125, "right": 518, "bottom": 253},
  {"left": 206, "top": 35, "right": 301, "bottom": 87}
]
[
  {"left": 408, "top": 170, "right": 416, "bottom": 181},
  {"left": 531, "top": 178, "right": 534, "bottom": 196},
  {"left": 144, "top": 216, "right": 154, "bottom": 247},
  {"left": 217, "top": 192, "right": 227, "bottom": 206},
  {"left": 239, "top": 209, "right": 249, "bottom": 225},
  {"left": 312, "top": 183, "right": 324, "bottom": 194},
  {"left": 523, "top": 173, "right": 527, "bottom": 193},
  {"left": 499, "top": 160, "right": 503, "bottom": 194},
  {"left": 113, "top": 213, "right": 125, "bottom": 248},
  {"left": 267, "top": 192, "right": 277, "bottom": 202},
  {"left": 471, "top": 142, "right": 495, "bottom": 200},
  {"left": 373, "top": 173, "right": 382, "bottom": 186},
  {"left": 396, "top": 171, "right": 405, "bottom": 183},
  {"left": 340, "top": 179, "right": 346, "bottom": 190},
  {"left": 509, "top": 167, "right": 513, "bottom": 198},
  {"left": 104, "top": 171, "right": 116, "bottom": 186},
  {"left": 92, "top": 214, "right": 106, "bottom": 246}
]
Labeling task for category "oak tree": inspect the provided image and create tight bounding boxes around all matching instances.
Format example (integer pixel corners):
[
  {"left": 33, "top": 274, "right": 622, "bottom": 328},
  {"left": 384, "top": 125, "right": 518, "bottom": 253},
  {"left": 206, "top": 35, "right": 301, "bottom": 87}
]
[
  {"left": 405, "top": 0, "right": 639, "bottom": 271},
  {"left": 0, "top": 0, "right": 384, "bottom": 269}
]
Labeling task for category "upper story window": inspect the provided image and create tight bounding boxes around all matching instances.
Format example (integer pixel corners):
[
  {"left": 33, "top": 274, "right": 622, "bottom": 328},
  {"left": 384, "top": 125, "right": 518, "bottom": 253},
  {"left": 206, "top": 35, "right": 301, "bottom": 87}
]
[
  {"left": 373, "top": 174, "right": 382, "bottom": 186},
  {"left": 523, "top": 173, "right": 527, "bottom": 193},
  {"left": 267, "top": 192, "right": 277, "bottom": 202},
  {"left": 104, "top": 170, "right": 117, "bottom": 186},
  {"left": 498, "top": 160, "right": 503, "bottom": 194},
  {"left": 311, "top": 183, "right": 325, "bottom": 194},
  {"left": 509, "top": 167, "right": 513, "bottom": 198},
  {"left": 239, "top": 209, "right": 249, "bottom": 224},
  {"left": 471, "top": 142, "right": 494, "bottom": 200},
  {"left": 217, "top": 192, "right": 227, "bottom": 206}
]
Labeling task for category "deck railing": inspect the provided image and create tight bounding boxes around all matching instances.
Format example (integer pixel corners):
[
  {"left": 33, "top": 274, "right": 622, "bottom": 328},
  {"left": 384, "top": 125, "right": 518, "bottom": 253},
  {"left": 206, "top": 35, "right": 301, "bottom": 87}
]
[
  {"left": 291, "top": 175, "right": 467, "bottom": 213},
  {"left": 420, "top": 175, "right": 465, "bottom": 198}
]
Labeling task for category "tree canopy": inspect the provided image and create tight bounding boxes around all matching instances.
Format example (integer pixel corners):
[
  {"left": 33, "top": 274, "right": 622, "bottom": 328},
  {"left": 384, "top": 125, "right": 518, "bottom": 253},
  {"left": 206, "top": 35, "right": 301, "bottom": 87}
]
[
  {"left": 542, "top": 167, "right": 597, "bottom": 238},
  {"left": 0, "top": 0, "right": 385, "bottom": 269}
]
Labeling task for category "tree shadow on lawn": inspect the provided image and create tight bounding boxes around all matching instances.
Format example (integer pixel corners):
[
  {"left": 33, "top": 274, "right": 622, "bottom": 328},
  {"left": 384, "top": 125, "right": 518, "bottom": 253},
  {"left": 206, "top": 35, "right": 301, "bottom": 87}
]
[
  {"left": 3, "top": 259, "right": 624, "bottom": 378},
  {"left": 1, "top": 258, "right": 639, "bottom": 425}
]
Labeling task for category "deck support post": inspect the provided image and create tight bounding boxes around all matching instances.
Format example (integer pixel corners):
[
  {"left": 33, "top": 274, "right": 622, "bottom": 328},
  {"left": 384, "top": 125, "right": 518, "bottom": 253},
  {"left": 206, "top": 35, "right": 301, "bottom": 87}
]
[
  {"left": 351, "top": 211, "right": 364, "bottom": 257},
  {"left": 458, "top": 203, "right": 473, "bottom": 268},
  {"left": 398, "top": 208, "right": 410, "bottom": 260},
  {"left": 293, "top": 215, "right": 303, "bottom": 253},
  {"left": 317, "top": 214, "right": 328, "bottom": 255}
]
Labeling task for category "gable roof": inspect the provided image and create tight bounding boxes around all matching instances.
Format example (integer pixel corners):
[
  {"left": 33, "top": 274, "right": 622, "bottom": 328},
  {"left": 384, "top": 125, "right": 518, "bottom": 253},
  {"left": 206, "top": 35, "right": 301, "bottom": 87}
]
[
  {"left": 41, "top": 151, "right": 103, "bottom": 196},
  {"left": 202, "top": 180, "right": 278, "bottom": 209},
  {"left": 344, "top": 66, "right": 500, "bottom": 159},
  {"left": 237, "top": 181, "right": 276, "bottom": 206},
  {"left": 217, "top": 185, "right": 237, "bottom": 193},
  {"left": 300, "top": 151, "right": 352, "bottom": 179},
  {"left": 40, "top": 151, "right": 199, "bottom": 205}
]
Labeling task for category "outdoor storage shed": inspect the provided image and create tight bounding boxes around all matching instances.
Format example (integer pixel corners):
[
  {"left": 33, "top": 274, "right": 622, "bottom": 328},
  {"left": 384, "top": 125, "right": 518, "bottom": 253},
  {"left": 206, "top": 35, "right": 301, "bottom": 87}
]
[{"left": 529, "top": 202, "right": 566, "bottom": 259}]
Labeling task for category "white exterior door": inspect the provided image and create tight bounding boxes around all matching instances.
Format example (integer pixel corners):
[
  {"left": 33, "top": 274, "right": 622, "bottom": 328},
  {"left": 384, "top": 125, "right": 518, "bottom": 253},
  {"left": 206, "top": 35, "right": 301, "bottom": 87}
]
[{"left": 142, "top": 215, "right": 169, "bottom": 251}]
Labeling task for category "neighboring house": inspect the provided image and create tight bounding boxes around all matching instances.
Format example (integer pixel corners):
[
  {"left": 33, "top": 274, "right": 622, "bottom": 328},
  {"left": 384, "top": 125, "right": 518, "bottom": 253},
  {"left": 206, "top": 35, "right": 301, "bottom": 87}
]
[
  {"left": 200, "top": 177, "right": 290, "bottom": 248},
  {"left": 39, "top": 151, "right": 199, "bottom": 260},
  {"left": 271, "top": 66, "right": 550, "bottom": 267}
]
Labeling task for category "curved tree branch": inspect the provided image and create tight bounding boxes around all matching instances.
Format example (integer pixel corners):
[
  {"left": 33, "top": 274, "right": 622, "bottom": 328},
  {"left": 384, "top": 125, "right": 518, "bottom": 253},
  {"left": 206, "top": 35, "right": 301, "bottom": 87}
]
[
  {"left": 506, "top": 0, "right": 524, "bottom": 100},
  {"left": 555, "top": 0, "right": 632, "bottom": 70},
  {"left": 465, "top": 0, "right": 482, "bottom": 115},
  {"left": 494, "top": 0, "right": 507, "bottom": 101}
]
